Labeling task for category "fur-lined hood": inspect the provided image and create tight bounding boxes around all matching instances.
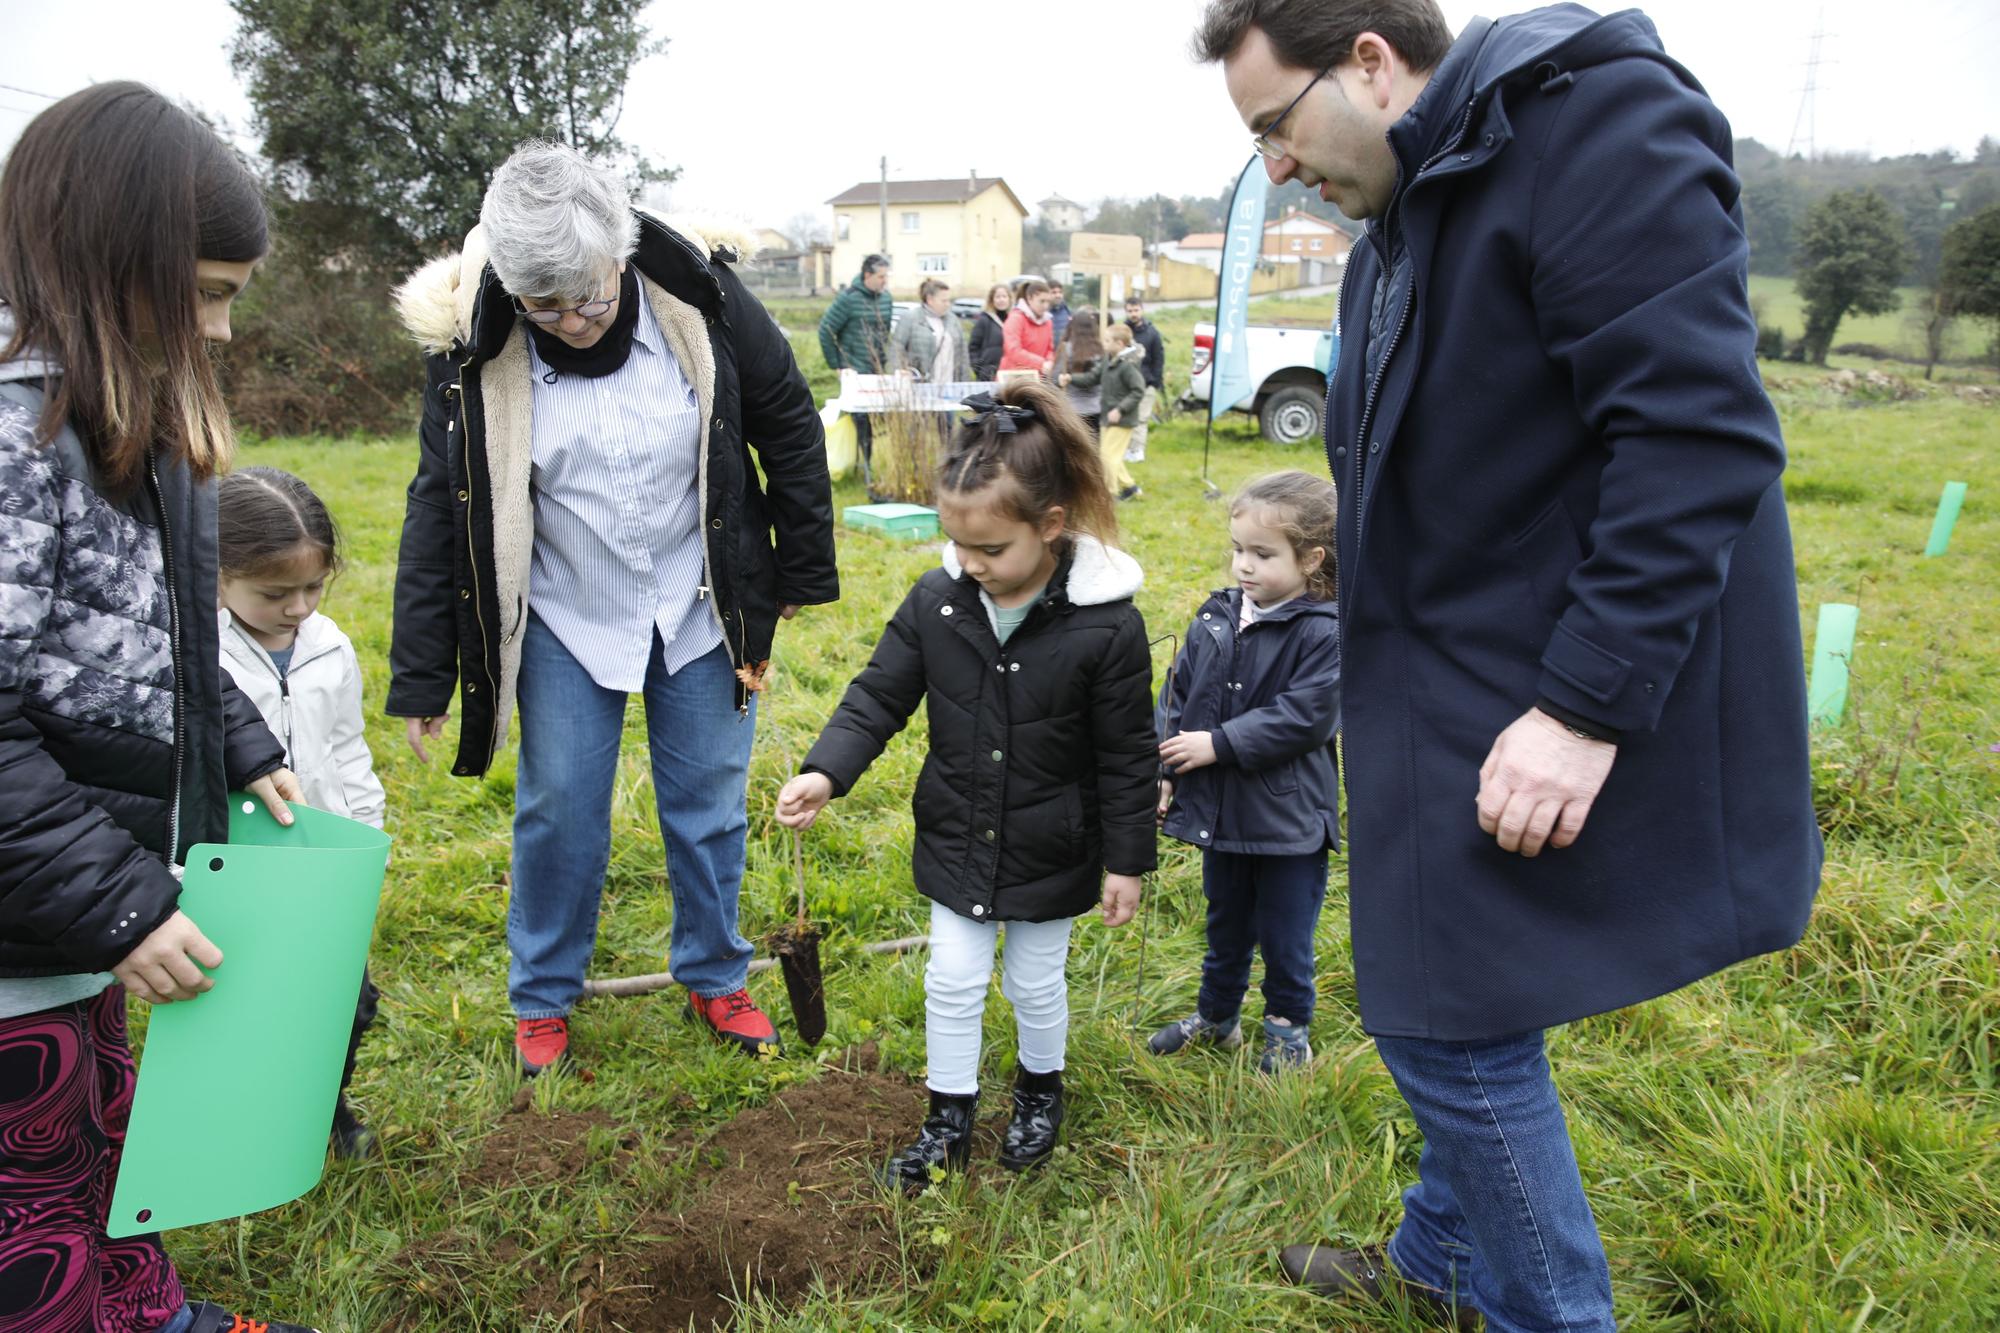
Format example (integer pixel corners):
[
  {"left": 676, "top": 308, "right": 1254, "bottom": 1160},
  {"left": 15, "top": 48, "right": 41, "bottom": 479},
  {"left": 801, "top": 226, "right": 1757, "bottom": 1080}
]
[
  {"left": 942, "top": 532, "right": 1143, "bottom": 608},
  {"left": 393, "top": 211, "right": 753, "bottom": 356}
]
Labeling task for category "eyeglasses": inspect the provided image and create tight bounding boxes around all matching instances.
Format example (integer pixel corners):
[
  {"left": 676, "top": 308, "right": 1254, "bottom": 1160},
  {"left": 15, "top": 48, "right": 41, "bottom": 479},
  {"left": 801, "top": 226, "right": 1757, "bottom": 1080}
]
[
  {"left": 513, "top": 292, "right": 619, "bottom": 326},
  {"left": 1252, "top": 65, "right": 1333, "bottom": 160}
]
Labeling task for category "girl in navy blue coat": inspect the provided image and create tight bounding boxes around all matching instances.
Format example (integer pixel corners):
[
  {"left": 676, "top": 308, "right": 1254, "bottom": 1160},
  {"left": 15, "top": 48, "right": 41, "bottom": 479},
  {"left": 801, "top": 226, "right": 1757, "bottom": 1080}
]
[{"left": 1154, "top": 471, "right": 1341, "bottom": 1073}]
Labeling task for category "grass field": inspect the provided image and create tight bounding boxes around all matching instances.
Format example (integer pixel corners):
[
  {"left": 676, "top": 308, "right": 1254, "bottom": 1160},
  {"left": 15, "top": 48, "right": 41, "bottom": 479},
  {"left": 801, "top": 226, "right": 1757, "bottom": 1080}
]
[{"left": 154, "top": 371, "right": 1999, "bottom": 1330}]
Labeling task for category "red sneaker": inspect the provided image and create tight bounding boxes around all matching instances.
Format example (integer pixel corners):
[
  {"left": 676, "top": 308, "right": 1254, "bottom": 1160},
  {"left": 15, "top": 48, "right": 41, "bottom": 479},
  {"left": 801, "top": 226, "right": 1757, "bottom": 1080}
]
[
  {"left": 515, "top": 1017, "right": 569, "bottom": 1075},
  {"left": 687, "top": 988, "right": 781, "bottom": 1056}
]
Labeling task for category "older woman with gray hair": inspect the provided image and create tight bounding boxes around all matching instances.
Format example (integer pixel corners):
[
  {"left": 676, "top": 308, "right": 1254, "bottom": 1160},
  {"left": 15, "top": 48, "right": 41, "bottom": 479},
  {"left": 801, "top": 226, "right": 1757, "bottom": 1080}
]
[{"left": 389, "top": 140, "right": 837, "bottom": 1073}]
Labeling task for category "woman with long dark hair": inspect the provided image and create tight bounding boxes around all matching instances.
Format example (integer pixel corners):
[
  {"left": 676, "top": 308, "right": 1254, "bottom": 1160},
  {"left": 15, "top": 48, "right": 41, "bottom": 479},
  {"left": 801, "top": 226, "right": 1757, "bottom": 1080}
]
[
  {"left": 968, "top": 282, "right": 1012, "bottom": 380},
  {"left": 0, "top": 83, "right": 320, "bottom": 1333}
]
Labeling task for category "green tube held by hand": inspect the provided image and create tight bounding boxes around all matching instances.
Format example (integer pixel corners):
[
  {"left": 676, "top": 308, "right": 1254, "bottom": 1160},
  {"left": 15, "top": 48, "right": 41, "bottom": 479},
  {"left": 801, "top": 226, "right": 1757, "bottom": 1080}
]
[
  {"left": 1807, "top": 603, "right": 1860, "bottom": 728},
  {"left": 1923, "top": 481, "right": 1967, "bottom": 557}
]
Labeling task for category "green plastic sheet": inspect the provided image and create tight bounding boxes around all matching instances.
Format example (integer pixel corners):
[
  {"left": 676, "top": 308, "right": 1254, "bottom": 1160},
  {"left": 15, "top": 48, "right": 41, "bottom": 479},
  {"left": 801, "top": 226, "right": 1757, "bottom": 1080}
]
[{"left": 108, "top": 796, "right": 389, "bottom": 1238}]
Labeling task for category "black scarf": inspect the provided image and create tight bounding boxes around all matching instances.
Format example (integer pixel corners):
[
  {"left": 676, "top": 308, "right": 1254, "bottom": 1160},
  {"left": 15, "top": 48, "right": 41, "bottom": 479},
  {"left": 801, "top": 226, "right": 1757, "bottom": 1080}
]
[{"left": 527, "top": 265, "right": 641, "bottom": 382}]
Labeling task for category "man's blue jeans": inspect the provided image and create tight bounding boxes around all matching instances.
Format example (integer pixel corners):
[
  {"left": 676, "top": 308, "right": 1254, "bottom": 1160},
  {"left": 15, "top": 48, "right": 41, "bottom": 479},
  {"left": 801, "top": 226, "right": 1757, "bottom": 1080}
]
[
  {"left": 509, "top": 614, "right": 755, "bottom": 1018},
  {"left": 1374, "top": 1030, "right": 1617, "bottom": 1332}
]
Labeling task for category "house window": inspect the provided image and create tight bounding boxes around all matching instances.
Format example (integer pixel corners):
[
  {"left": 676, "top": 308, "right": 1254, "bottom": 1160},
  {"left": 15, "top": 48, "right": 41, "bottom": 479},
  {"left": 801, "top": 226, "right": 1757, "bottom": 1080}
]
[
  {"left": 1309, "top": 237, "right": 1324, "bottom": 251},
  {"left": 836, "top": 214, "right": 851, "bottom": 241},
  {"left": 902, "top": 211, "right": 921, "bottom": 233},
  {"left": 918, "top": 254, "right": 950, "bottom": 273},
  {"left": 1291, "top": 238, "right": 1304, "bottom": 251}
]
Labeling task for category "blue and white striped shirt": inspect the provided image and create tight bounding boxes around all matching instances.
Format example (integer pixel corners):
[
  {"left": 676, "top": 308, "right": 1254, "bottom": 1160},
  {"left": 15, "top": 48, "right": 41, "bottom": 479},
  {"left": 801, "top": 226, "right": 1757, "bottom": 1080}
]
[{"left": 526, "top": 289, "right": 722, "bottom": 691}]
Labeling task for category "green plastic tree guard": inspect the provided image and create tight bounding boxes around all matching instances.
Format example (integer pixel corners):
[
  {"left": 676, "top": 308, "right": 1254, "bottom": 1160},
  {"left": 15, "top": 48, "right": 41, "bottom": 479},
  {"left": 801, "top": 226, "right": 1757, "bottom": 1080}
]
[
  {"left": 1923, "top": 481, "right": 1967, "bottom": 557},
  {"left": 1807, "top": 603, "right": 1860, "bottom": 728},
  {"left": 108, "top": 797, "right": 389, "bottom": 1238}
]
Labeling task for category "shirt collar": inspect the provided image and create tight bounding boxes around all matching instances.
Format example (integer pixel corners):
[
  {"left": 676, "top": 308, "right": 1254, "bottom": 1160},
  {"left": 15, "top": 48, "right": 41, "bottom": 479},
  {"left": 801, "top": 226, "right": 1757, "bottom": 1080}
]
[{"left": 628, "top": 279, "right": 663, "bottom": 357}]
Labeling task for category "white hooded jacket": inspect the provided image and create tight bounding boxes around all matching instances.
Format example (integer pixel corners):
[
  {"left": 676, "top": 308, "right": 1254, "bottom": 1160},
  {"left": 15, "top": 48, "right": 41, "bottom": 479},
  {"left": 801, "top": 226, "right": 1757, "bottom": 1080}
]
[{"left": 218, "top": 609, "right": 385, "bottom": 829}]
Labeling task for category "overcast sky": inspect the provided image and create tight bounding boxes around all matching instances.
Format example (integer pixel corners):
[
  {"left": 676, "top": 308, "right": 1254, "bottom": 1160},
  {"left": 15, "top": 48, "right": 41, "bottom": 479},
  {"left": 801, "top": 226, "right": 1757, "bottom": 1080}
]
[{"left": 4, "top": 0, "right": 1996, "bottom": 235}]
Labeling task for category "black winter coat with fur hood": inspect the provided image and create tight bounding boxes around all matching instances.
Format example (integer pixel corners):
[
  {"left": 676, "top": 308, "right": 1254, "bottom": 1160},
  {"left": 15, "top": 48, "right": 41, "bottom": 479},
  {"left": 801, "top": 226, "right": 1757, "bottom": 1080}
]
[{"left": 802, "top": 537, "right": 1157, "bottom": 923}]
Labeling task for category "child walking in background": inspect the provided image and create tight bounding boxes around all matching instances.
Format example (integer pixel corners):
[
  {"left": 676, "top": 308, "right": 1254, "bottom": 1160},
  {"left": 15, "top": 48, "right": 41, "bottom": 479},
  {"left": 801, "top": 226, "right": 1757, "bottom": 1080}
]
[
  {"left": 217, "top": 467, "right": 384, "bottom": 1159},
  {"left": 1053, "top": 307, "right": 1104, "bottom": 433},
  {"left": 1098, "top": 322, "right": 1146, "bottom": 501},
  {"left": 777, "top": 381, "right": 1156, "bottom": 1190},
  {"left": 1154, "top": 471, "right": 1341, "bottom": 1073}
]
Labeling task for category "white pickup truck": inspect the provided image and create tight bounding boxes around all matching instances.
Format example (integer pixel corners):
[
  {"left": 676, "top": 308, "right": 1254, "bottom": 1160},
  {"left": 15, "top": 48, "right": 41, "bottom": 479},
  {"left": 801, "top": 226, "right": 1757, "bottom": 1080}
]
[{"left": 1185, "top": 320, "right": 1339, "bottom": 446}]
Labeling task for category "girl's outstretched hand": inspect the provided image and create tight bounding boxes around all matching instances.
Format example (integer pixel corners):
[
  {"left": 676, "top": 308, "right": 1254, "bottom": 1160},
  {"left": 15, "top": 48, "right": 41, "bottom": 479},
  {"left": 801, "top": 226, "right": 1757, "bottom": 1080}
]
[
  {"left": 1156, "top": 779, "right": 1174, "bottom": 825},
  {"left": 1158, "top": 730, "right": 1217, "bottom": 774},
  {"left": 1099, "top": 873, "right": 1142, "bottom": 927},
  {"left": 776, "top": 772, "right": 835, "bottom": 829}
]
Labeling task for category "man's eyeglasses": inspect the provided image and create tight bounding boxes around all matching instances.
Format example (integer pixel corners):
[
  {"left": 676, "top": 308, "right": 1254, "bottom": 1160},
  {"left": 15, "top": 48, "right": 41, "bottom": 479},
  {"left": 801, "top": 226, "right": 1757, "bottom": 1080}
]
[
  {"left": 1252, "top": 65, "right": 1334, "bottom": 160},
  {"left": 513, "top": 293, "right": 619, "bottom": 326}
]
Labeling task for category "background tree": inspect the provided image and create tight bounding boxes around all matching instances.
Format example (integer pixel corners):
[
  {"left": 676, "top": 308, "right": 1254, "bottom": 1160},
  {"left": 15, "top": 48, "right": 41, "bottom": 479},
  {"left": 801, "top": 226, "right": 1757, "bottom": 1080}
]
[
  {"left": 1794, "top": 188, "right": 1912, "bottom": 365},
  {"left": 231, "top": 0, "right": 672, "bottom": 272},
  {"left": 1938, "top": 204, "right": 2000, "bottom": 368},
  {"left": 220, "top": 0, "right": 672, "bottom": 436}
]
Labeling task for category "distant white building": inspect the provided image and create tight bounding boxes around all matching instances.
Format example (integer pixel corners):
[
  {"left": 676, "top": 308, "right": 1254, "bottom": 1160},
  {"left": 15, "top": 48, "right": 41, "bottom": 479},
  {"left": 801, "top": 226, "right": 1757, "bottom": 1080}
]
[{"left": 1038, "top": 194, "right": 1086, "bottom": 232}]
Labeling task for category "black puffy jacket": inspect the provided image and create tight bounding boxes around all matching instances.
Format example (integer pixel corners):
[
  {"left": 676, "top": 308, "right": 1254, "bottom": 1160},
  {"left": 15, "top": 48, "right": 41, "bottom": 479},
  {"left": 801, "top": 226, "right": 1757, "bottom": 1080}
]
[
  {"left": 0, "top": 370, "right": 285, "bottom": 977},
  {"left": 968, "top": 311, "right": 1006, "bottom": 380},
  {"left": 1158, "top": 589, "right": 1341, "bottom": 856},
  {"left": 802, "top": 538, "right": 1156, "bottom": 923}
]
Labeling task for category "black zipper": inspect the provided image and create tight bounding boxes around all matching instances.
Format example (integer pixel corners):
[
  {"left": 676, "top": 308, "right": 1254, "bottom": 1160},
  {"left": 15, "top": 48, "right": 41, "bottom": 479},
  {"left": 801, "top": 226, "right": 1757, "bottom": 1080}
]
[{"left": 147, "top": 452, "right": 185, "bottom": 865}]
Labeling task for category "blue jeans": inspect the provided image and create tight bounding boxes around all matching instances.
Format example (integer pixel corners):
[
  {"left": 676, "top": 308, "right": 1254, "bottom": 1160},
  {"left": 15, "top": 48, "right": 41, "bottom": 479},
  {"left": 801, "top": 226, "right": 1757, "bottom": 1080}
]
[
  {"left": 1375, "top": 1030, "right": 1616, "bottom": 1332},
  {"left": 1197, "top": 849, "right": 1327, "bottom": 1027},
  {"left": 509, "top": 615, "right": 756, "bottom": 1017}
]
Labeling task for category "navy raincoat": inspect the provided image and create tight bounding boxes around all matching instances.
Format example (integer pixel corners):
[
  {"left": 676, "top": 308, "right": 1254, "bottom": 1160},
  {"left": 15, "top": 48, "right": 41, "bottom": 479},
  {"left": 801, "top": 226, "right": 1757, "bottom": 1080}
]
[{"left": 1329, "top": 5, "right": 1823, "bottom": 1040}]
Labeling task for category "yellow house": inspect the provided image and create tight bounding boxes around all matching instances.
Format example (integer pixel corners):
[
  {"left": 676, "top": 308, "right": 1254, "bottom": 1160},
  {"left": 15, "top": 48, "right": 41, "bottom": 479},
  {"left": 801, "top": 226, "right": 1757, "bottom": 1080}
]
[{"left": 826, "top": 175, "right": 1026, "bottom": 298}]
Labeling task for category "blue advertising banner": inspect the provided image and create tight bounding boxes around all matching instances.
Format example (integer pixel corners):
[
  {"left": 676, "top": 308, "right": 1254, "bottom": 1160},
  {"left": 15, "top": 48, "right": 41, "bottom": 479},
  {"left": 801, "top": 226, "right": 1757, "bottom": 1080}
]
[{"left": 1211, "top": 155, "right": 1271, "bottom": 422}]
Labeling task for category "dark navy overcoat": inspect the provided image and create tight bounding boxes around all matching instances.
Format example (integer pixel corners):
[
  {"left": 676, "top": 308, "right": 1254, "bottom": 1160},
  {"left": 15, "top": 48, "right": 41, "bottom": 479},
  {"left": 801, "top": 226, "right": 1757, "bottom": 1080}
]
[{"left": 1329, "top": 5, "right": 1823, "bottom": 1040}]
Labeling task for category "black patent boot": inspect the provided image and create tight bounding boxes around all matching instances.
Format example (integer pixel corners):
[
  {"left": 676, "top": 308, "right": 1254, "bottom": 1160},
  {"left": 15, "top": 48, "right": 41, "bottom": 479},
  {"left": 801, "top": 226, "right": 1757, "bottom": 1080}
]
[
  {"left": 879, "top": 1089, "right": 979, "bottom": 1194},
  {"left": 998, "top": 1067, "right": 1064, "bottom": 1172}
]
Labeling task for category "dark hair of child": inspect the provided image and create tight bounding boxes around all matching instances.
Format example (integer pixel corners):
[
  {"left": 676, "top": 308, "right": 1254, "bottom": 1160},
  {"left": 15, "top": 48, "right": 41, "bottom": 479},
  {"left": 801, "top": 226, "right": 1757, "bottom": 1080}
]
[
  {"left": 1231, "top": 470, "right": 1338, "bottom": 601},
  {"left": 938, "top": 379, "right": 1118, "bottom": 551},
  {"left": 217, "top": 465, "right": 342, "bottom": 579}
]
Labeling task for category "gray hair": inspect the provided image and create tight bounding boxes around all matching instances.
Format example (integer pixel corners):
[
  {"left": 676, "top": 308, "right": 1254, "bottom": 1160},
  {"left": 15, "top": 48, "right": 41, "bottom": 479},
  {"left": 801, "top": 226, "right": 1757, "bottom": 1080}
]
[{"left": 479, "top": 140, "right": 639, "bottom": 300}]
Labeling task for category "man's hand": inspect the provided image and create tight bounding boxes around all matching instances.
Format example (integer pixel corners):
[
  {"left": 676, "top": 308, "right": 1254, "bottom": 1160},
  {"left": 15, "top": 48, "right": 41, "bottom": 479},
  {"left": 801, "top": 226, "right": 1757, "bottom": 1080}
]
[
  {"left": 405, "top": 714, "right": 449, "bottom": 763},
  {"left": 1158, "top": 730, "right": 1218, "bottom": 774},
  {"left": 776, "top": 772, "right": 835, "bottom": 829},
  {"left": 1107, "top": 408, "right": 1123, "bottom": 425},
  {"left": 1099, "top": 873, "right": 1142, "bottom": 927},
  {"left": 113, "top": 910, "right": 223, "bottom": 1004},
  {"left": 1475, "top": 708, "right": 1617, "bottom": 857},
  {"left": 1157, "top": 779, "right": 1174, "bottom": 826},
  {"left": 779, "top": 604, "right": 802, "bottom": 621},
  {"left": 245, "top": 768, "right": 300, "bottom": 826}
]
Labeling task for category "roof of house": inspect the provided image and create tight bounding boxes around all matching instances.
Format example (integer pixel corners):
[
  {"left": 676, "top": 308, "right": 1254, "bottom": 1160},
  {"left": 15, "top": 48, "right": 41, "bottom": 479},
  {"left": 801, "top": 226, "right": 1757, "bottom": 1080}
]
[
  {"left": 1039, "top": 194, "right": 1081, "bottom": 208},
  {"left": 1175, "top": 232, "right": 1226, "bottom": 249},
  {"left": 826, "top": 176, "right": 1027, "bottom": 215}
]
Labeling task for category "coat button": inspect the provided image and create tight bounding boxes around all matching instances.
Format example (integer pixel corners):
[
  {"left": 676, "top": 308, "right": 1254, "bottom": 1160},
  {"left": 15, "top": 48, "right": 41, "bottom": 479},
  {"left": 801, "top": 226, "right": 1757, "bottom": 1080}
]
[
  {"left": 984, "top": 829, "right": 995, "bottom": 840},
  {"left": 1483, "top": 133, "right": 1496, "bottom": 147},
  {"left": 459, "top": 589, "right": 470, "bottom": 600},
  {"left": 713, "top": 417, "right": 724, "bottom": 431},
  {"left": 1201, "top": 612, "right": 1211, "bottom": 620},
  {"left": 941, "top": 605, "right": 954, "bottom": 616},
  {"left": 456, "top": 489, "right": 469, "bottom": 501},
  {"left": 1369, "top": 440, "right": 1382, "bottom": 454},
  {"left": 1336, "top": 446, "right": 1348, "bottom": 458},
  {"left": 1009, "top": 662, "right": 1019, "bottom": 672},
  {"left": 1199, "top": 829, "right": 1209, "bottom": 839},
  {"left": 991, "top": 750, "right": 1003, "bottom": 761},
  {"left": 711, "top": 517, "right": 723, "bottom": 529},
  {"left": 1459, "top": 153, "right": 1472, "bottom": 162},
  {"left": 995, "top": 664, "right": 1004, "bottom": 673},
  {"left": 972, "top": 904, "right": 985, "bottom": 916}
]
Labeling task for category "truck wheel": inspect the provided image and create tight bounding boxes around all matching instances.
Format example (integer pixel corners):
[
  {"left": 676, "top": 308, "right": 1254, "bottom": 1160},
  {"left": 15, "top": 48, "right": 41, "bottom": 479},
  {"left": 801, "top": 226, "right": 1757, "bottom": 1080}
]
[{"left": 1258, "top": 385, "right": 1322, "bottom": 446}]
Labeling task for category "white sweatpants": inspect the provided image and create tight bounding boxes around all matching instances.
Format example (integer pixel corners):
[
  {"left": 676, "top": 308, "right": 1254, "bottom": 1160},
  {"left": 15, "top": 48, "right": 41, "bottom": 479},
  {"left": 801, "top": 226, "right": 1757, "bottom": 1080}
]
[{"left": 924, "top": 899, "right": 1075, "bottom": 1095}]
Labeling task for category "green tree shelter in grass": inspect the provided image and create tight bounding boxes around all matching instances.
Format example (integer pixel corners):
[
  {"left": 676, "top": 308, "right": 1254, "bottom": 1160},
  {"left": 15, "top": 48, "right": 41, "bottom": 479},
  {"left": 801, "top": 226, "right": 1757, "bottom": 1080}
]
[{"left": 1796, "top": 187, "right": 1913, "bottom": 365}]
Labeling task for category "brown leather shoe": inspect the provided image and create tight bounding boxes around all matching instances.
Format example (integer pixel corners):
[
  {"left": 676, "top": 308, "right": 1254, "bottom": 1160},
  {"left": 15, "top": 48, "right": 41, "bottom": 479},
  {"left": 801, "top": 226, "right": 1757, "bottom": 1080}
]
[{"left": 1277, "top": 1242, "right": 1480, "bottom": 1329}]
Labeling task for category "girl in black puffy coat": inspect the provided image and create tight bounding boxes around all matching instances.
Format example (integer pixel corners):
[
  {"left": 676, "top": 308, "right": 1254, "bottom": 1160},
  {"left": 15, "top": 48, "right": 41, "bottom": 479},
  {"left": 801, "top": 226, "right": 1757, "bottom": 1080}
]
[{"left": 777, "top": 380, "right": 1155, "bottom": 1191}]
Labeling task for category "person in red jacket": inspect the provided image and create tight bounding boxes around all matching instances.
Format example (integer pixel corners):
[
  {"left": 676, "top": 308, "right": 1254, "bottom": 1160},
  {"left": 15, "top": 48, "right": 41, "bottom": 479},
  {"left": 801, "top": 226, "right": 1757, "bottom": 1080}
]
[{"left": 999, "top": 279, "right": 1057, "bottom": 376}]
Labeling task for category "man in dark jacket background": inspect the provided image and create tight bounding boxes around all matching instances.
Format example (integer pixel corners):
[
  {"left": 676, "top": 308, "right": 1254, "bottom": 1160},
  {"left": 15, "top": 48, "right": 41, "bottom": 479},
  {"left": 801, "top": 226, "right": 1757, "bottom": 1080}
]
[
  {"left": 817, "top": 254, "right": 895, "bottom": 497},
  {"left": 1122, "top": 297, "right": 1165, "bottom": 461},
  {"left": 1198, "top": 2, "right": 1823, "bottom": 1328}
]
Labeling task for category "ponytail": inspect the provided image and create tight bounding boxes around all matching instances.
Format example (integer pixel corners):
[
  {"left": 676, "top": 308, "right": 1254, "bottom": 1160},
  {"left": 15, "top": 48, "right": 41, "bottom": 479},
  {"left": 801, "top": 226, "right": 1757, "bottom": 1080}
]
[{"left": 939, "top": 379, "right": 1118, "bottom": 547}]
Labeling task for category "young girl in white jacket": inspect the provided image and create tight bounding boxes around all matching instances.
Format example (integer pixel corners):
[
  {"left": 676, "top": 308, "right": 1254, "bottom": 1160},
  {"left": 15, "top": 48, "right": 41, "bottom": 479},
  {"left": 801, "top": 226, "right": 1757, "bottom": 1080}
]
[{"left": 217, "top": 466, "right": 385, "bottom": 1158}]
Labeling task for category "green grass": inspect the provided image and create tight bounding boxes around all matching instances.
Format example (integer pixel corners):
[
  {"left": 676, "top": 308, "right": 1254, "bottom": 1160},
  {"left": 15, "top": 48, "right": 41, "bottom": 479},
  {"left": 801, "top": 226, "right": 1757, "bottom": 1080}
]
[
  {"left": 169, "top": 382, "right": 2000, "bottom": 1330},
  {"left": 1749, "top": 274, "right": 1999, "bottom": 379}
]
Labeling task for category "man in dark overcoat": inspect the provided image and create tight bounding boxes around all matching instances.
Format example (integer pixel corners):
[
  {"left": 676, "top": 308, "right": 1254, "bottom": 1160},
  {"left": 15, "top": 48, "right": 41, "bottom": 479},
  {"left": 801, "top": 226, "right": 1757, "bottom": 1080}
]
[{"left": 1196, "top": 2, "right": 1823, "bottom": 1327}]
